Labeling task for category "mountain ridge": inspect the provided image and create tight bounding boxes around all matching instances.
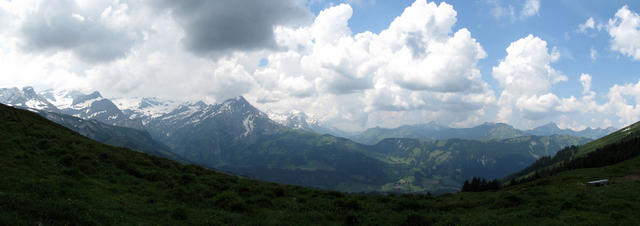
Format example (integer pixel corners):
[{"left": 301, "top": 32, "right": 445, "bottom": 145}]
[
  {"left": 0, "top": 86, "right": 615, "bottom": 142},
  {"left": 351, "top": 121, "right": 616, "bottom": 145}
]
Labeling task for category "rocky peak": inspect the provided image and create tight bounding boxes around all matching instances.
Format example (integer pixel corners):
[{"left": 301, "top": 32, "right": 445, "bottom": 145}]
[
  {"left": 22, "top": 86, "right": 36, "bottom": 96},
  {"left": 139, "top": 97, "right": 164, "bottom": 109},
  {"left": 72, "top": 91, "right": 102, "bottom": 105},
  {"left": 0, "top": 87, "right": 58, "bottom": 111}
]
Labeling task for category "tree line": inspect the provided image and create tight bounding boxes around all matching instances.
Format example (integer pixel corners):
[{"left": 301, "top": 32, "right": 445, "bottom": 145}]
[
  {"left": 510, "top": 134, "right": 640, "bottom": 186},
  {"left": 461, "top": 131, "right": 640, "bottom": 191},
  {"left": 460, "top": 177, "right": 501, "bottom": 192}
]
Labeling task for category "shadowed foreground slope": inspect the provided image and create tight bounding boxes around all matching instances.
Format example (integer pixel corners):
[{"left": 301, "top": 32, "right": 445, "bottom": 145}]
[{"left": 1, "top": 104, "right": 639, "bottom": 225}]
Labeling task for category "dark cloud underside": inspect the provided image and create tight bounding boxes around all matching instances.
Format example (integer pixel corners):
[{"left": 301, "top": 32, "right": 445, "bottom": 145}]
[
  {"left": 20, "top": 0, "right": 135, "bottom": 63},
  {"left": 155, "top": 0, "right": 312, "bottom": 54}
]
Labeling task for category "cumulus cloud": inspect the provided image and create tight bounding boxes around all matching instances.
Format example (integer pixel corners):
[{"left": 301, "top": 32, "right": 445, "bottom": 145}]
[
  {"left": 19, "top": 0, "right": 140, "bottom": 63},
  {"left": 493, "top": 35, "right": 567, "bottom": 121},
  {"left": 492, "top": 34, "right": 640, "bottom": 129},
  {"left": 493, "top": 35, "right": 565, "bottom": 95},
  {"left": 83, "top": 13, "right": 259, "bottom": 103},
  {"left": 603, "top": 81, "right": 640, "bottom": 125},
  {"left": 251, "top": 0, "right": 494, "bottom": 129},
  {"left": 153, "top": 0, "right": 312, "bottom": 55},
  {"left": 516, "top": 93, "right": 561, "bottom": 120},
  {"left": 608, "top": 5, "right": 640, "bottom": 60}
]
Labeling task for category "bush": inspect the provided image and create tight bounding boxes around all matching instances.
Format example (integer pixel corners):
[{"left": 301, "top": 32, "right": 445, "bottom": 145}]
[
  {"left": 402, "top": 213, "right": 434, "bottom": 226},
  {"left": 171, "top": 207, "right": 188, "bottom": 220},
  {"left": 215, "top": 191, "right": 248, "bottom": 213}
]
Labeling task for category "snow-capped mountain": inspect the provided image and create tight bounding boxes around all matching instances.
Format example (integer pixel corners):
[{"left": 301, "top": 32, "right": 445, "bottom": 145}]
[
  {"left": 268, "top": 110, "right": 318, "bottom": 130},
  {"left": 267, "top": 110, "right": 353, "bottom": 137},
  {"left": 146, "top": 96, "right": 279, "bottom": 142},
  {"left": 0, "top": 87, "right": 58, "bottom": 112},
  {"left": 54, "top": 91, "right": 143, "bottom": 129},
  {"left": 142, "top": 96, "right": 283, "bottom": 165},
  {"left": 38, "top": 89, "right": 80, "bottom": 109},
  {"left": 112, "top": 97, "right": 177, "bottom": 125},
  {"left": 0, "top": 87, "right": 142, "bottom": 128}
]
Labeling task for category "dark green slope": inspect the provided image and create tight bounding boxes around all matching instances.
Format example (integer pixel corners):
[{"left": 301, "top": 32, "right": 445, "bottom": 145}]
[
  {"left": 509, "top": 121, "right": 640, "bottom": 181},
  {"left": 1, "top": 104, "right": 640, "bottom": 225},
  {"left": 218, "top": 130, "right": 398, "bottom": 192},
  {"left": 366, "top": 135, "right": 590, "bottom": 193},
  {"left": 36, "top": 110, "right": 186, "bottom": 163}
]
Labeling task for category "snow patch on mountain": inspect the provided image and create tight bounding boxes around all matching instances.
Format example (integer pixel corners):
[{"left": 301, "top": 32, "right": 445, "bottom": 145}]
[
  {"left": 113, "top": 97, "right": 177, "bottom": 124},
  {"left": 267, "top": 110, "right": 322, "bottom": 130},
  {"left": 0, "top": 87, "right": 58, "bottom": 112},
  {"left": 71, "top": 96, "right": 104, "bottom": 110},
  {"left": 243, "top": 115, "right": 255, "bottom": 137},
  {"left": 39, "top": 89, "right": 83, "bottom": 109}
]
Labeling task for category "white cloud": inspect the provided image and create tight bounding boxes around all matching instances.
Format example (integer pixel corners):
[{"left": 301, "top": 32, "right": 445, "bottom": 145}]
[
  {"left": 493, "top": 35, "right": 568, "bottom": 122},
  {"left": 493, "top": 35, "right": 565, "bottom": 95},
  {"left": 603, "top": 81, "right": 640, "bottom": 125},
  {"left": 578, "top": 17, "right": 596, "bottom": 33},
  {"left": 311, "top": 3, "right": 353, "bottom": 45},
  {"left": 491, "top": 33, "right": 640, "bottom": 129},
  {"left": 579, "top": 73, "right": 592, "bottom": 94},
  {"left": 490, "top": 0, "right": 539, "bottom": 21},
  {"left": 608, "top": 5, "right": 640, "bottom": 60},
  {"left": 251, "top": 1, "right": 494, "bottom": 130},
  {"left": 590, "top": 48, "right": 597, "bottom": 61},
  {"left": 491, "top": 4, "right": 514, "bottom": 20},
  {"left": 83, "top": 13, "right": 261, "bottom": 103},
  {"left": 521, "top": 0, "right": 540, "bottom": 17},
  {"left": 516, "top": 93, "right": 560, "bottom": 120}
]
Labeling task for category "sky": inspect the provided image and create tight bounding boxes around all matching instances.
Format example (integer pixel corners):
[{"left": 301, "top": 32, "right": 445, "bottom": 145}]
[{"left": 1, "top": 0, "right": 640, "bottom": 132}]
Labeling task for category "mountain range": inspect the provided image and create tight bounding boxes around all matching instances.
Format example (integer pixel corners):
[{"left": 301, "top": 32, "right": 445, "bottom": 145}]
[
  {"left": 0, "top": 86, "right": 615, "bottom": 142},
  {"left": 0, "top": 86, "right": 604, "bottom": 192},
  {"left": 350, "top": 121, "right": 616, "bottom": 145}
]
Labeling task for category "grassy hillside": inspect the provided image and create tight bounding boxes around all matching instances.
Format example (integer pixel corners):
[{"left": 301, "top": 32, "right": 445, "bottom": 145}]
[
  {"left": 36, "top": 110, "right": 185, "bottom": 162},
  {"left": 367, "top": 135, "right": 590, "bottom": 193},
  {"left": 576, "top": 121, "right": 640, "bottom": 156},
  {"left": 509, "top": 121, "right": 640, "bottom": 181},
  {"left": 217, "top": 130, "right": 398, "bottom": 192},
  {"left": 1, "top": 104, "right": 639, "bottom": 225}
]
